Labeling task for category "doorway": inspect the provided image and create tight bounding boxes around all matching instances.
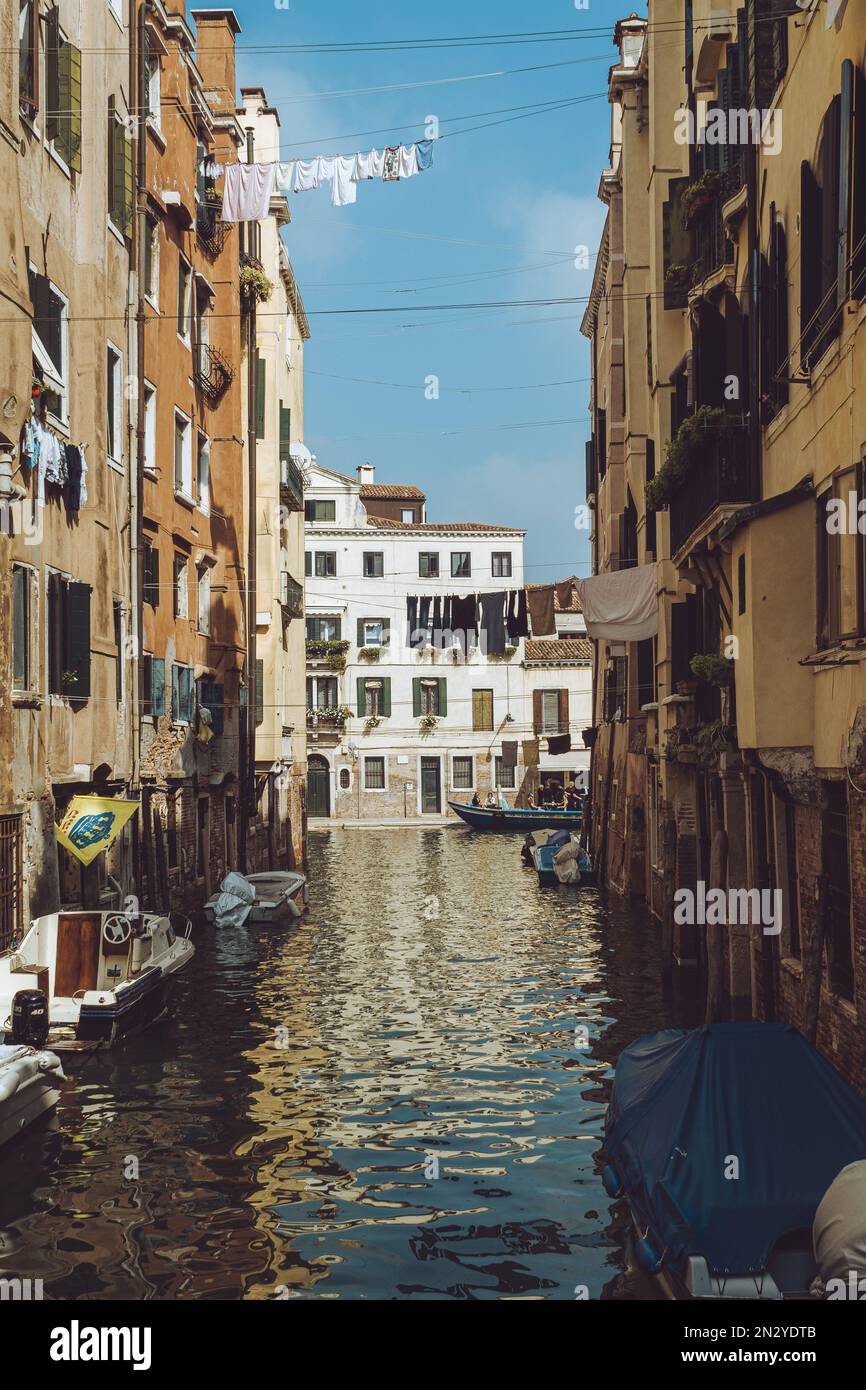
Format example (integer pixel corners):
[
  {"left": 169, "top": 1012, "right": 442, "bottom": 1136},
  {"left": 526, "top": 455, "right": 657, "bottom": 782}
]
[
  {"left": 421, "top": 757, "right": 442, "bottom": 815},
  {"left": 308, "top": 755, "right": 331, "bottom": 818}
]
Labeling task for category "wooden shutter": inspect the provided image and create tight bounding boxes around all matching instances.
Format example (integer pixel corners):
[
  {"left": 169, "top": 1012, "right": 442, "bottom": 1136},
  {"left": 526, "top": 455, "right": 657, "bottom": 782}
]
[
  {"left": 255, "top": 355, "right": 266, "bottom": 439},
  {"left": 279, "top": 403, "right": 291, "bottom": 459},
  {"left": 200, "top": 681, "right": 224, "bottom": 735},
  {"left": 774, "top": 221, "right": 789, "bottom": 408},
  {"left": 821, "top": 96, "right": 841, "bottom": 324},
  {"left": 357, "top": 677, "right": 367, "bottom": 716},
  {"left": 533, "top": 689, "right": 543, "bottom": 735},
  {"left": 122, "top": 121, "right": 134, "bottom": 234},
  {"left": 839, "top": 61, "right": 854, "bottom": 309},
  {"left": 382, "top": 619, "right": 391, "bottom": 647},
  {"left": 142, "top": 655, "right": 152, "bottom": 716},
  {"left": 357, "top": 619, "right": 366, "bottom": 648},
  {"left": 437, "top": 678, "right": 448, "bottom": 717},
  {"left": 151, "top": 658, "right": 166, "bottom": 718},
  {"left": 58, "top": 37, "right": 82, "bottom": 172},
  {"left": 255, "top": 658, "right": 264, "bottom": 726},
  {"left": 853, "top": 65, "right": 866, "bottom": 302},
  {"left": 472, "top": 690, "right": 484, "bottom": 731},
  {"left": 558, "top": 688, "right": 569, "bottom": 731},
  {"left": 62, "top": 581, "right": 91, "bottom": 699},
  {"left": 382, "top": 679, "right": 391, "bottom": 718},
  {"left": 412, "top": 678, "right": 422, "bottom": 718},
  {"left": 29, "top": 269, "right": 54, "bottom": 362},
  {"left": 172, "top": 663, "right": 180, "bottom": 719},
  {"left": 45, "top": 7, "right": 60, "bottom": 144},
  {"left": 800, "top": 160, "right": 822, "bottom": 369}
]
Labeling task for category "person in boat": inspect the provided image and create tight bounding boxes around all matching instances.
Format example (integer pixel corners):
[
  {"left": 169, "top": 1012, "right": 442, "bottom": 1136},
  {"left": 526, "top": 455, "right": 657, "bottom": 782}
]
[
  {"left": 471, "top": 791, "right": 482, "bottom": 808},
  {"left": 485, "top": 791, "right": 498, "bottom": 809},
  {"left": 520, "top": 834, "right": 535, "bottom": 867},
  {"left": 527, "top": 791, "right": 539, "bottom": 810},
  {"left": 565, "top": 780, "right": 582, "bottom": 812}
]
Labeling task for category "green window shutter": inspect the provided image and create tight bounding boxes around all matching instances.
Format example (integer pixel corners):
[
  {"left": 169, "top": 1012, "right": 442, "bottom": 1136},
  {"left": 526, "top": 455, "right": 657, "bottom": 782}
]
[
  {"left": 357, "top": 619, "right": 366, "bottom": 648},
  {"left": 64, "top": 40, "right": 82, "bottom": 172},
  {"left": 255, "top": 658, "right": 264, "bottom": 726},
  {"left": 122, "top": 124, "right": 134, "bottom": 235},
  {"left": 255, "top": 355, "right": 266, "bottom": 439},
  {"left": 412, "top": 678, "right": 422, "bottom": 718},
  {"left": 45, "top": 8, "right": 60, "bottom": 144},
  {"left": 152, "top": 659, "right": 165, "bottom": 717},
  {"left": 172, "top": 663, "right": 180, "bottom": 718},
  {"left": 63, "top": 582, "right": 91, "bottom": 699},
  {"left": 279, "top": 403, "right": 291, "bottom": 459},
  {"left": 437, "top": 678, "right": 448, "bottom": 717},
  {"left": 382, "top": 619, "right": 391, "bottom": 647},
  {"left": 382, "top": 679, "right": 392, "bottom": 718},
  {"left": 357, "top": 678, "right": 366, "bottom": 716}
]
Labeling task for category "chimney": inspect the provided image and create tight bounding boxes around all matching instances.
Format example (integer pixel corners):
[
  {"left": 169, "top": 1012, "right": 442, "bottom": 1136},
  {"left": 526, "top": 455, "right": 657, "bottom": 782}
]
[
  {"left": 191, "top": 9, "right": 242, "bottom": 116},
  {"left": 613, "top": 12, "right": 647, "bottom": 71},
  {"left": 357, "top": 464, "right": 375, "bottom": 486}
]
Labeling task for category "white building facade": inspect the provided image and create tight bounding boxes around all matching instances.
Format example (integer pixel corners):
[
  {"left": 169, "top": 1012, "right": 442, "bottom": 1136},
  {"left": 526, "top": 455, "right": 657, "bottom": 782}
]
[{"left": 304, "top": 465, "right": 593, "bottom": 821}]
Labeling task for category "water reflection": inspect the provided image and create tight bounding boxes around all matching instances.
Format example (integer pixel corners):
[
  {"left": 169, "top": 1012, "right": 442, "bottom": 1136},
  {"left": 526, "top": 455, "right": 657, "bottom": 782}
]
[{"left": 0, "top": 828, "right": 685, "bottom": 1300}]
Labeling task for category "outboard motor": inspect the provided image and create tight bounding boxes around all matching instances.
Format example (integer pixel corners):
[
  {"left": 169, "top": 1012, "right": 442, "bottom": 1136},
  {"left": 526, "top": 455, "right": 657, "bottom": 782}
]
[{"left": 11, "top": 989, "right": 50, "bottom": 1048}]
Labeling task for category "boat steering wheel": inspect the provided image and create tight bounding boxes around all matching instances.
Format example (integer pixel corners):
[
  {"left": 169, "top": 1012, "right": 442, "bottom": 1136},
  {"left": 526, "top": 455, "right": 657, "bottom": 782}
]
[{"left": 102, "top": 914, "right": 133, "bottom": 947}]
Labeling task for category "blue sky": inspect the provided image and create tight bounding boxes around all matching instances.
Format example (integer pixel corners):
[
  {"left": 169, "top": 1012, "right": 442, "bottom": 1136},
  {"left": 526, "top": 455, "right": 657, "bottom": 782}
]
[{"left": 227, "top": 1, "right": 636, "bottom": 580}]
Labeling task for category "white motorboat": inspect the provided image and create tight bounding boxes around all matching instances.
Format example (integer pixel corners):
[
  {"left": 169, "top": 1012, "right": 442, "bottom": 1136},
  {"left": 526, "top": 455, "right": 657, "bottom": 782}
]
[
  {"left": 0, "top": 1044, "right": 64, "bottom": 1147},
  {"left": 203, "top": 871, "right": 309, "bottom": 927},
  {"left": 0, "top": 910, "right": 194, "bottom": 1052}
]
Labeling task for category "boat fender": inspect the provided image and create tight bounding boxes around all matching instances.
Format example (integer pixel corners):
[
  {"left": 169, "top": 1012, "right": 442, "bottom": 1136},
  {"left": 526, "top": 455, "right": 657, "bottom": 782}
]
[
  {"left": 634, "top": 1234, "right": 664, "bottom": 1276},
  {"left": 286, "top": 896, "right": 303, "bottom": 919},
  {"left": 602, "top": 1164, "right": 622, "bottom": 1199}
]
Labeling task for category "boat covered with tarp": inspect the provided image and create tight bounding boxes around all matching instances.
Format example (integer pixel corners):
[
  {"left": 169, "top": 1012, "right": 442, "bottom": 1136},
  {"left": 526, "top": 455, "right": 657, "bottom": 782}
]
[{"left": 603, "top": 1022, "right": 866, "bottom": 1299}]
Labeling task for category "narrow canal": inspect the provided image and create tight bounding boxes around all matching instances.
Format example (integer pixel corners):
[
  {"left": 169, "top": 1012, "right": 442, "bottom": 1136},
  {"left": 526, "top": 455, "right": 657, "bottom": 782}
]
[{"left": 0, "top": 829, "right": 694, "bottom": 1301}]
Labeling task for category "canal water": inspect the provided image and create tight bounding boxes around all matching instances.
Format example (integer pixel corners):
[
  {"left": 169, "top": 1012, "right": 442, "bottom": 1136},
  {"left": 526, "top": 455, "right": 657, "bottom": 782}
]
[{"left": 0, "top": 829, "right": 691, "bottom": 1301}]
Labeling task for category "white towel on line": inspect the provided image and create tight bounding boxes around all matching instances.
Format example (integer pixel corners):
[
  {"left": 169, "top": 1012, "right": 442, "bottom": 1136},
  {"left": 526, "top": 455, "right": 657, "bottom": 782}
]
[{"left": 575, "top": 564, "right": 659, "bottom": 642}]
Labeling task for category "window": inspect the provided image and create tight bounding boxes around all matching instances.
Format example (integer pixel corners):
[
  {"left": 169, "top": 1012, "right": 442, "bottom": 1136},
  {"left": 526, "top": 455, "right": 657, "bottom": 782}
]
[
  {"left": 171, "top": 663, "right": 195, "bottom": 724},
  {"left": 603, "top": 660, "right": 626, "bottom": 723},
  {"left": 194, "top": 282, "right": 210, "bottom": 376},
  {"left": 143, "top": 542, "right": 159, "bottom": 608},
  {"left": 113, "top": 599, "right": 124, "bottom": 704},
  {"left": 305, "top": 552, "right": 311, "bottom": 577},
  {"left": 823, "top": 780, "right": 854, "bottom": 1000},
  {"left": 45, "top": 10, "right": 82, "bottom": 171},
  {"left": 492, "top": 552, "right": 513, "bottom": 578},
  {"left": 495, "top": 757, "right": 516, "bottom": 790},
  {"left": 542, "top": 690, "right": 561, "bottom": 732},
  {"left": 29, "top": 267, "right": 68, "bottom": 425},
  {"left": 358, "top": 619, "right": 388, "bottom": 648},
  {"left": 314, "top": 552, "right": 337, "bottom": 578},
  {"left": 197, "top": 565, "right": 211, "bottom": 636},
  {"left": 363, "top": 552, "right": 384, "bottom": 578},
  {"left": 142, "top": 656, "right": 166, "bottom": 718},
  {"left": 107, "top": 344, "right": 122, "bottom": 463},
  {"left": 451, "top": 552, "right": 471, "bottom": 579},
  {"left": 199, "top": 681, "right": 224, "bottom": 736},
  {"left": 12, "top": 565, "right": 34, "bottom": 692},
  {"left": 307, "top": 616, "right": 341, "bottom": 641},
  {"left": 818, "top": 468, "right": 864, "bottom": 647},
  {"left": 305, "top": 499, "right": 336, "bottom": 522},
  {"left": 738, "top": 552, "right": 747, "bottom": 616},
  {"left": 107, "top": 97, "right": 132, "bottom": 234},
  {"left": 108, "top": 0, "right": 123, "bottom": 25},
  {"left": 177, "top": 256, "right": 192, "bottom": 342},
  {"left": 146, "top": 52, "right": 161, "bottom": 130},
  {"left": 173, "top": 553, "right": 189, "bottom": 620},
  {"left": 144, "top": 215, "right": 159, "bottom": 304},
  {"left": 402, "top": 508, "right": 416, "bottom": 524},
  {"left": 453, "top": 756, "right": 474, "bottom": 790},
  {"left": 196, "top": 433, "right": 210, "bottom": 511},
  {"left": 47, "top": 573, "right": 91, "bottom": 698},
  {"left": 143, "top": 382, "right": 157, "bottom": 473},
  {"left": 472, "top": 689, "right": 494, "bottom": 732},
  {"left": 0, "top": 813, "right": 23, "bottom": 954},
  {"left": 174, "top": 411, "right": 192, "bottom": 498},
  {"left": 419, "top": 552, "right": 439, "bottom": 578},
  {"left": 358, "top": 678, "right": 391, "bottom": 718},
  {"left": 19, "top": 1, "right": 39, "bottom": 115},
  {"left": 339, "top": 768, "right": 351, "bottom": 791},
  {"left": 364, "top": 757, "right": 386, "bottom": 791},
  {"left": 648, "top": 763, "right": 660, "bottom": 871},
  {"left": 416, "top": 678, "right": 443, "bottom": 717},
  {"left": 308, "top": 676, "right": 338, "bottom": 709},
  {"left": 535, "top": 687, "right": 569, "bottom": 734}
]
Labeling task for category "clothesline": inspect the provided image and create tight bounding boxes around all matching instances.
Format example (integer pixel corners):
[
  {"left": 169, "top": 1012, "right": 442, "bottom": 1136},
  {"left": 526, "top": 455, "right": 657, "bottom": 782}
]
[
  {"left": 216, "top": 140, "right": 436, "bottom": 218},
  {"left": 21, "top": 398, "right": 88, "bottom": 512}
]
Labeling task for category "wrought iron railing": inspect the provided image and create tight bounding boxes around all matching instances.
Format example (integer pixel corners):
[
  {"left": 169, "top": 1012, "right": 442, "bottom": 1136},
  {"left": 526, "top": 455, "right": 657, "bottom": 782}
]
[
  {"left": 280, "top": 455, "right": 305, "bottom": 512},
  {"left": 281, "top": 574, "right": 304, "bottom": 620},
  {"left": 669, "top": 427, "right": 752, "bottom": 555},
  {"left": 689, "top": 162, "right": 743, "bottom": 287},
  {"left": 197, "top": 199, "right": 230, "bottom": 258},
  {"left": 194, "top": 342, "right": 234, "bottom": 407}
]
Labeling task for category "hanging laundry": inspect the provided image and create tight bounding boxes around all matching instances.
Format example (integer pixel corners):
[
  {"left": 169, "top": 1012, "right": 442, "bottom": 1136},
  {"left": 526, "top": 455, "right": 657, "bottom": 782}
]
[
  {"left": 221, "top": 161, "right": 276, "bottom": 222},
  {"left": 507, "top": 589, "right": 529, "bottom": 641},
  {"left": 293, "top": 159, "right": 320, "bottom": 193},
  {"left": 527, "top": 585, "right": 556, "bottom": 637},
  {"left": 479, "top": 591, "right": 507, "bottom": 656},
  {"left": 398, "top": 144, "right": 420, "bottom": 179},
  {"left": 547, "top": 734, "right": 572, "bottom": 756},
  {"left": 451, "top": 594, "right": 477, "bottom": 647},
  {"left": 442, "top": 595, "right": 452, "bottom": 631},
  {"left": 382, "top": 147, "right": 401, "bottom": 181},
  {"left": 501, "top": 740, "right": 519, "bottom": 770},
  {"left": 407, "top": 596, "right": 418, "bottom": 636},
  {"left": 418, "top": 596, "right": 432, "bottom": 634},
  {"left": 65, "top": 445, "right": 86, "bottom": 512},
  {"left": 556, "top": 577, "right": 576, "bottom": 610},
  {"left": 576, "top": 564, "right": 658, "bottom": 642},
  {"left": 416, "top": 140, "right": 435, "bottom": 172},
  {"left": 42, "top": 431, "right": 67, "bottom": 488},
  {"left": 274, "top": 161, "right": 296, "bottom": 194},
  {"left": 355, "top": 149, "right": 384, "bottom": 180},
  {"left": 432, "top": 596, "right": 443, "bottom": 645}
]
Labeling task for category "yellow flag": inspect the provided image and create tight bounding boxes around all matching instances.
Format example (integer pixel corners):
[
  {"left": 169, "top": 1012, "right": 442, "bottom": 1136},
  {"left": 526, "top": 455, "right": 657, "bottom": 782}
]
[{"left": 55, "top": 796, "right": 140, "bottom": 867}]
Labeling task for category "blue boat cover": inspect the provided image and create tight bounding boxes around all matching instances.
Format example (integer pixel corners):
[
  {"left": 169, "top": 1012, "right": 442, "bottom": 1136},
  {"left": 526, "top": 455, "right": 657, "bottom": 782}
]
[
  {"left": 547, "top": 830, "right": 571, "bottom": 848},
  {"left": 605, "top": 1023, "right": 866, "bottom": 1275}
]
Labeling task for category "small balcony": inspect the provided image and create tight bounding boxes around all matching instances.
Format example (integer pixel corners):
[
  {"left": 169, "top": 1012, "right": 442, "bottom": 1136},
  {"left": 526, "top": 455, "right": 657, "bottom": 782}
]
[
  {"left": 669, "top": 426, "right": 752, "bottom": 557},
  {"left": 306, "top": 638, "right": 348, "bottom": 671},
  {"left": 686, "top": 163, "right": 744, "bottom": 292},
  {"left": 280, "top": 574, "right": 304, "bottom": 622},
  {"left": 197, "top": 198, "right": 231, "bottom": 259},
  {"left": 194, "top": 342, "right": 234, "bottom": 407},
  {"left": 280, "top": 455, "right": 305, "bottom": 513}
]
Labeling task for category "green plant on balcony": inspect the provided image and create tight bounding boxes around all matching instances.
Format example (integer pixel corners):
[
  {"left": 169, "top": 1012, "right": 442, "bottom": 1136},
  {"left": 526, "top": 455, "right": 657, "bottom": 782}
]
[
  {"left": 488, "top": 644, "right": 518, "bottom": 661},
  {"left": 359, "top": 646, "right": 381, "bottom": 662},
  {"left": 645, "top": 406, "right": 736, "bottom": 511},
  {"left": 364, "top": 715, "right": 381, "bottom": 731},
  {"left": 240, "top": 263, "right": 273, "bottom": 305},
  {"left": 690, "top": 652, "right": 734, "bottom": 686},
  {"left": 665, "top": 262, "right": 690, "bottom": 289},
  {"left": 665, "top": 719, "right": 736, "bottom": 766},
  {"left": 307, "top": 704, "right": 351, "bottom": 726},
  {"left": 306, "top": 638, "right": 350, "bottom": 666},
  {"left": 681, "top": 170, "right": 721, "bottom": 227},
  {"left": 419, "top": 714, "right": 438, "bottom": 732}
]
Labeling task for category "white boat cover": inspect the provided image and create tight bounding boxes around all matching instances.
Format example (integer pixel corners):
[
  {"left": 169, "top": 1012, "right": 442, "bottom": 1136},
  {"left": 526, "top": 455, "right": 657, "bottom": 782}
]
[
  {"left": 212, "top": 872, "right": 256, "bottom": 928},
  {"left": 0, "top": 1044, "right": 64, "bottom": 1103},
  {"left": 552, "top": 840, "right": 583, "bottom": 885},
  {"left": 813, "top": 1160, "right": 866, "bottom": 1281}
]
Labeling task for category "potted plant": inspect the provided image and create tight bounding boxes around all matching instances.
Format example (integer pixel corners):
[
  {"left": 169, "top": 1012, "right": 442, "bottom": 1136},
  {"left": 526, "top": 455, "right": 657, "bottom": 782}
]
[
  {"left": 690, "top": 653, "right": 734, "bottom": 686},
  {"left": 665, "top": 262, "right": 690, "bottom": 291},
  {"left": 419, "top": 714, "right": 438, "bottom": 732},
  {"left": 364, "top": 715, "right": 381, "bottom": 732},
  {"left": 645, "top": 406, "right": 738, "bottom": 511},
  {"left": 681, "top": 170, "right": 721, "bottom": 227},
  {"left": 240, "top": 262, "right": 273, "bottom": 305},
  {"left": 359, "top": 647, "right": 381, "bottom": 662}
]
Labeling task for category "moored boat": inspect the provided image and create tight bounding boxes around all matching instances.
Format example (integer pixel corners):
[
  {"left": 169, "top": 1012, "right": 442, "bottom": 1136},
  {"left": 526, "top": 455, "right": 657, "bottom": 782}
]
[
  {"left": 0, "top": 1044, "right": 64, "bottom": 1147},
  {"left": 528, "top": 832, "right": 595, "bottom": 886},
  {"left": 203, "top": 871, "right": 308, "bottom": 927},
  {"left": 0, "top": 911, "right": 194, "bottom": 1053},
  {"left": 450, "top": 800, "right": 584, "bottom": 834},
  {"left": 603, "top": 1023, "right": 866, "bottom": 1299}
]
